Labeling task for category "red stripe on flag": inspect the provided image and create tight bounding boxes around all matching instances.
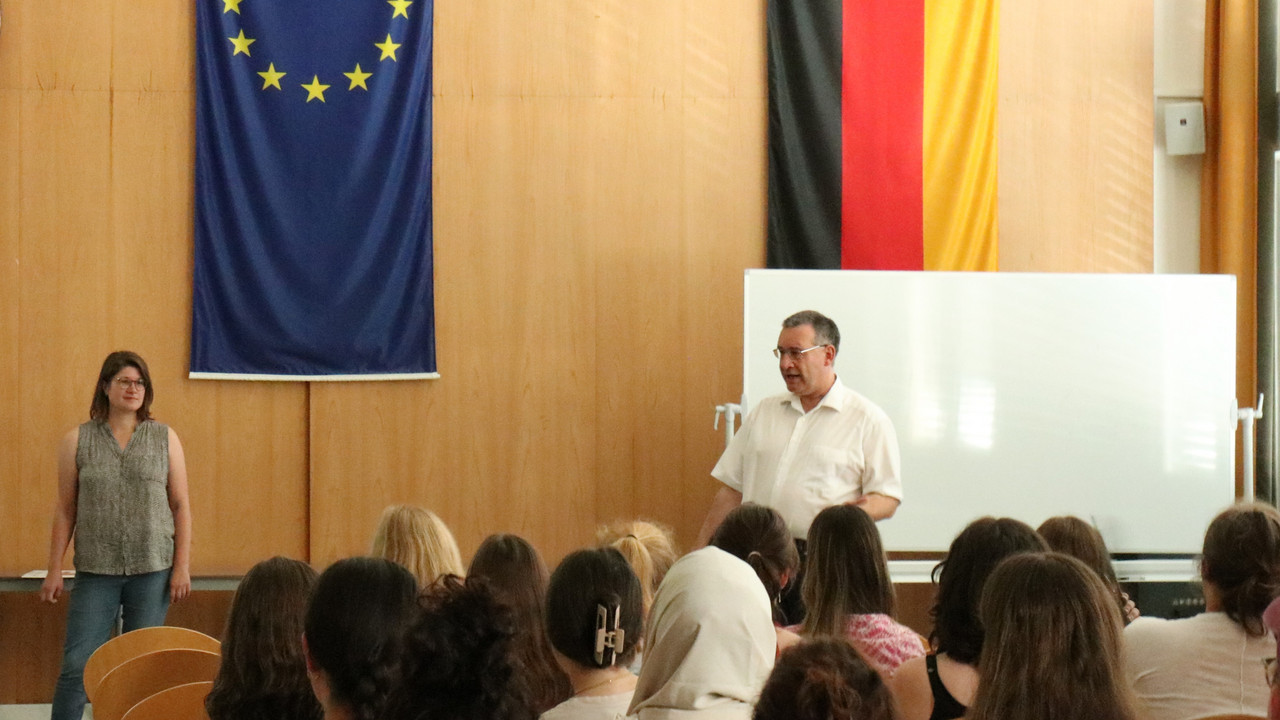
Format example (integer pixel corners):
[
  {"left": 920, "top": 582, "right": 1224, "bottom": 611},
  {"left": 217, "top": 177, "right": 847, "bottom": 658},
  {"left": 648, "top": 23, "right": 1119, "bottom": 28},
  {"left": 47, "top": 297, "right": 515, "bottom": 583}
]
[{"left": 841, "top": 0, "right": 925, "bottom": 270}]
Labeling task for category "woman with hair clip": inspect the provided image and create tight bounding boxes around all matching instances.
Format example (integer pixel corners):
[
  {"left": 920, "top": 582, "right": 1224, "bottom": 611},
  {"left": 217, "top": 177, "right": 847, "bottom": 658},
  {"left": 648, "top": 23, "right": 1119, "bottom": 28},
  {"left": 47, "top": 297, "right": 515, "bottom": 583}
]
[
  {"left": 303, "top": 557, "right": 418, "bottom": 720},
  {"left": 708, "top": 503, "right": 802, "bottom": 655},
  {"left": 798, "top": 504, "right": 923, "bottom": 676},
  {"left": 384, "top": 575, "right": 536, "bottom": 720},
  {"left": 541, "top": 548, "right": 643, "bottom": 720},
  {"left": 966, "top": 552, "right": 1141, "bottom": 720},
  {"left": 469, "top": 534, "right": 573, "bottom": 715},
  {"left": 753, "top": 639, "right": 895, "bottom": 720},
  {"left": 1037, "top": 515, "right": 1140, "bottom": 624},
  {"left": 40, "top": 350, "right": 193, "bottom": 720},
  {"left": 1125, "top": 502, "right": 1280, "bottom": 720},
  {"left": 886, "top": 517, "right": 1047, "bottom": 720},
  {"left": 206, "top": 557, "right": 322, "bottom": 720},
  {"left": 371, "top": 504, "right": 466, "bottom": 587}
]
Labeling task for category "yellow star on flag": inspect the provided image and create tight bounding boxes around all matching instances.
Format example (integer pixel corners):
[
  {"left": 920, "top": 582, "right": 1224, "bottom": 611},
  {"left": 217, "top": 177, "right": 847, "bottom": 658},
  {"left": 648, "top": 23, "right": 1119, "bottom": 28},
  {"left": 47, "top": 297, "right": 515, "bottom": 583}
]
[
  {"left": 228, "top": 30, "right": 256, "bottom": 57},
  {"left": 223, "top": 0, "right": 244, "bottom": 14},
  {"left": 344, "top": 64, "right": 373, "bottom": 91},
  {"left": 388, "top": 0, "right": 413, "bottom": 18},
  {"left": 302, "top": 76, "right": 330, "bottom": 103},
  {"left": 375, "top": 34, "right": 402, "bottom": 62},
  {"left": 258, "top": 63, "right": 286, "bottom": 90}
]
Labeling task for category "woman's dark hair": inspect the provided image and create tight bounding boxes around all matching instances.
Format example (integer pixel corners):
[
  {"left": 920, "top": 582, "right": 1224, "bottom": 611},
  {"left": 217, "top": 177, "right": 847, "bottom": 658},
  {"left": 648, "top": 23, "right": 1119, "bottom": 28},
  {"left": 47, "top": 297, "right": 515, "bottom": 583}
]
[
  {"left": 930, "top": 517, "right": 1047, "bottom": 664},
  {"left": 801, "top": 505, "right": 895, "bottom": 637},
  {"left": 384, "top": 575, "right": 536, "bottom": 720},
  {"left": 968, "top": 552, "right": 1139, "bottom": 720},
  {"left": 709, "top": 503, "right": 800, "bottom": 622},
  {"left": 90, "top": 351, "right": 154, "bottom": 422},
  {"left": 1037, "top": 516, "right": 1129, "bottom": 622},
  {"left": 1201, "top": 502, "right": 1280, "bottom": 636},
  {"left": 304, "top": 557, "right": 418, "bottom": 720},
  {"left": 467, "top": 534, "right": 572, "bottom": 714},
  {"left": 207, "top": 557, "right": 321, "bottom": 720},
  {"left": 546, "top": 548, "right": 643, "bottom": 669},
  {"left": 753, "top": 638, "right": 894, "bottom": 720}
]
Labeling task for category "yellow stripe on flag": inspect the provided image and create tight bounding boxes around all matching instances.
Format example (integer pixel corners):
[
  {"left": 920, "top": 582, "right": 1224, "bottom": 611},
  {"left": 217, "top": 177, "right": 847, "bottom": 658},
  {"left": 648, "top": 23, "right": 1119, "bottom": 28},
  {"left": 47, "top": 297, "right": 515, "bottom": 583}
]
[{"left": 923, "top": 0, "right": 999, "bottom": 271}]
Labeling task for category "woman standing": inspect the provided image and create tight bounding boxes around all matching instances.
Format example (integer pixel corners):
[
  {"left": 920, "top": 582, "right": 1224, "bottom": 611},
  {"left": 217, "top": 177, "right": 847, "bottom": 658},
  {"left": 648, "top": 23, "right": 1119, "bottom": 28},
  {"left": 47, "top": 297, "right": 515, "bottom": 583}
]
[{"left": 39, "top": 351, "right": 192, "bottom": 720}]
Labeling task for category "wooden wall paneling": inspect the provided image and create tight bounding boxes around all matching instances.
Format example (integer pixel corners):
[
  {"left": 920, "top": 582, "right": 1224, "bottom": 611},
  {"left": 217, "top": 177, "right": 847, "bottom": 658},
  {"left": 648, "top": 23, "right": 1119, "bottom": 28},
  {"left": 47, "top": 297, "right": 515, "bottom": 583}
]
[
  {"left": 20, "top": 0, "right": 114, "bottom": 92},
  {"left": 112, "top": 0, "right": 196, "bottom": 93},
  {"left": 9, "top": 91, "right": 115, "bottom": 575},
  {"left": 0, "top": 89, "right": 20, "bottom": 572},
  {"left": 0, "top": 1, "right": 20, "bottom": 89},
  {"left": 998, "top": 0, "right": 1155, "bottom": 272}
]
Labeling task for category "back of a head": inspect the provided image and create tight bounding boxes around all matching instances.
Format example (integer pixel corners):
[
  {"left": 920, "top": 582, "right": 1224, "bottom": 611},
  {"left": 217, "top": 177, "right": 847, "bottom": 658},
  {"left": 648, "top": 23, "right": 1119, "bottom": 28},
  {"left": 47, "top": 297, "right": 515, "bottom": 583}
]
[
  {"left": 631, "top": 547, "right": 776, "bottom": 717},
  {"left": 931, "top": 517, "right": 1047, "bottom": 663},
  {"left": 801, "top": 504, "right": 893, "bottom": 637},
  {"left": 597, "top": 519, "right": 680, "bottom": 614},
  {"left": 968, "top": 552, "right": 1137, "bottom": 720},
  {"left": 546, "top": 548, "right": 644, "bottom": 670},
  {"left": 304, "top": 557, "right": 418, "bottom": 720},
  {"left": 467, "top": 534, "right": 571, "bottom": 713},
  {"left": 1201, "top": 502, "right": 1280, "bottom": 635},
  {"left": 753, "top": 638, "right": 894, "bottom": 720},
  {"left": 1037, "top": 516, "right": 1120, "bottom": 589},
  {"left": 709, "top": 503, "right": 799, "bottom": 614},
  {"left": 385, "top": 575, "right": 536, "bottom": 720},
  {"left": 372, "top": 504, "right": 465, "bottom": 588},
  {"left": 208, "top": 556, "right": 321, "bottom": 720}
]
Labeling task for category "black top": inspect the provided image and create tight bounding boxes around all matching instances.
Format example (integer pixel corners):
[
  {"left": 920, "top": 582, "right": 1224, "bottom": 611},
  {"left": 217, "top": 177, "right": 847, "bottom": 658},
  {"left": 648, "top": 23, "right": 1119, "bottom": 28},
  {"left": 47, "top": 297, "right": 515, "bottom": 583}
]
[{"left": 926, "top": 654, "right": 968, "bottom": 720}]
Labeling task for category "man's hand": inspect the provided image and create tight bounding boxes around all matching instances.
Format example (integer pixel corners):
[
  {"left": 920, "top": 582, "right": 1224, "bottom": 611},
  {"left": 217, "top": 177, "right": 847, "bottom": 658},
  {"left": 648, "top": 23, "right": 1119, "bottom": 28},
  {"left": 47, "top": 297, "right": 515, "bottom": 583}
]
[{"left": 850, "top": 493, "right": 900, "bottom": 521}]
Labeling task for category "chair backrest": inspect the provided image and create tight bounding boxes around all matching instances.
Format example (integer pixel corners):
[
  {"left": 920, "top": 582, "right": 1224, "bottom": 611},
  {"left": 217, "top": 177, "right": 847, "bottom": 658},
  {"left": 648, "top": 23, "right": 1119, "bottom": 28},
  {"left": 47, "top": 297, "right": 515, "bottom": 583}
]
[
  {"left": 84, "top": 626, "right": 220, "bottom": 703},
  {"left": 1192, "top": 715, "right": 1269, "bottom": 720},
  {"left": 121, "top": 681, "right": 213, "bottom": 720},
  {"left": 92, "top": 648, "right": 221, "bottom": 720}
]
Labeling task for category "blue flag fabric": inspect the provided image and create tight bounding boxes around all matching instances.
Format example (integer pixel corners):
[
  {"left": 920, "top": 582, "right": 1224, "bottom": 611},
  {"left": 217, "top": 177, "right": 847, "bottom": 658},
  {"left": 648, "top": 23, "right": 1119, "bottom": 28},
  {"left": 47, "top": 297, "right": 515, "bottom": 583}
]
[{"left": 192, "top": 0, "right": 436, "bottom": 380}]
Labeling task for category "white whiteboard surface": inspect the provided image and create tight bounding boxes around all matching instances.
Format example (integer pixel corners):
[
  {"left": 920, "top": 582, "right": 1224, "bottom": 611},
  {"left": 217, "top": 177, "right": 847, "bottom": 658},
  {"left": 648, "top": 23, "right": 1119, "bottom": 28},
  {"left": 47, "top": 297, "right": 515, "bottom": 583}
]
[{"left": 743, "top": 270, "right": 1238, "bottom": 554}]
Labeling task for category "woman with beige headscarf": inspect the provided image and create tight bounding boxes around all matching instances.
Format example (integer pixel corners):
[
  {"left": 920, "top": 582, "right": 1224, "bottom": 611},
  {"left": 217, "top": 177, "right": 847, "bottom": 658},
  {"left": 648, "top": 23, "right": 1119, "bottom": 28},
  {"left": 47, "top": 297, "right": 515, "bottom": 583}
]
[{"left": 628, "top": 546, "right": 776, "bottom": 720}]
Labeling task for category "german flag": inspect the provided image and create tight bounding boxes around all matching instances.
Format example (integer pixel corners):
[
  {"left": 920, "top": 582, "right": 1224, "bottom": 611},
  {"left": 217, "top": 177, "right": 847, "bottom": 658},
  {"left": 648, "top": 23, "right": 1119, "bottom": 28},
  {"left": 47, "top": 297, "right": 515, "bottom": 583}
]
[{"left": 767, "top": 0, "right": 998, "bottom": 271}]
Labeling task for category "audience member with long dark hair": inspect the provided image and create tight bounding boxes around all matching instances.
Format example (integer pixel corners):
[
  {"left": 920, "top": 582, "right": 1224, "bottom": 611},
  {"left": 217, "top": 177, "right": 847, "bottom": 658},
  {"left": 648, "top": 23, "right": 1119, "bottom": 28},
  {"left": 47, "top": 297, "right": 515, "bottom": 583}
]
[
  {"left": 629, "top": 546, "right": 775, "bottom": 720},
  {"left": 372, "top": 504, "right": 466, "bottom": 588},
  {"left": 542, "top": 548, "right": 643, "bottom": 720},
  {"left": 798, "top": 504, "right": 923, "bottom": 676},
  {"left": 303, "top": 557, "right": 418, "bottom": 720},
  {"left": 469, "top": 533, "right": 573, "bottom": 714},
  {"left": 207, "top": 556, "right": 322, "bottom": 720},
  {"left": 1037, "top": 515, "right": 1139, "bottom": 623},
  {"left": 886, "top": 517, "right": 1047, "bottom": 720},
  {"left": 1125, "top": 502, "right": 1280, "bottom": 720},
  {"left": 708, "top": 503, "right": 802, "bottom": 654},
  {"left": 384, "top": 574, "right": 536, "bottom": 720},
  {"left": 967, "top": 552, "right": 1141, "bottom": 720},
  {"left": 753, "top": 639, "right": 894, "bottom": 720}
]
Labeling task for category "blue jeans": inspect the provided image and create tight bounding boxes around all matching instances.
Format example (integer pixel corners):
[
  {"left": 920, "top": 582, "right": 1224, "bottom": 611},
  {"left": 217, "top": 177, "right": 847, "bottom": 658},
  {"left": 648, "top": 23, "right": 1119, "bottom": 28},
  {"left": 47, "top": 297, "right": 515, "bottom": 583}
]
[{"left": 50, "top": 569, "right": 171, "bottom": 720}]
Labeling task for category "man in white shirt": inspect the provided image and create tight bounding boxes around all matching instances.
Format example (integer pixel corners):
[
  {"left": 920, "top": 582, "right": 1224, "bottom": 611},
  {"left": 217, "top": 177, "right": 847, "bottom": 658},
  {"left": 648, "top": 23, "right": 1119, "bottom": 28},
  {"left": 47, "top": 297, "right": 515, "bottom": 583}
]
[{"left": 696, "top": 310, "right": 903, "bottom": 617}]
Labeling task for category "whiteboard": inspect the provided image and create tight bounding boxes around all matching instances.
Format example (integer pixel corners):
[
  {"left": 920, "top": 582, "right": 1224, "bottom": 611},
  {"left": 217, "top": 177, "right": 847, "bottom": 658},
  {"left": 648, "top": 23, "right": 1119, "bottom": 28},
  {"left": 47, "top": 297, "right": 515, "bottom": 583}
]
[{"left": 743, "top": 270, "right": 1238, "bottom": 554}]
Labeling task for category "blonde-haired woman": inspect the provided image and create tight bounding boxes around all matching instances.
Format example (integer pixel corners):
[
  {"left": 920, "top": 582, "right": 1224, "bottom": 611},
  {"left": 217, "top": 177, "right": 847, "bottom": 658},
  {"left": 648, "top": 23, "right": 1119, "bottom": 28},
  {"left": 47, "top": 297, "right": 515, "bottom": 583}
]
[
  {"left": 370, "top": 505, "right": 464, "bottom": 588},
  {"left": 596, "top": 519, "right": 679, "bottom": 614}
]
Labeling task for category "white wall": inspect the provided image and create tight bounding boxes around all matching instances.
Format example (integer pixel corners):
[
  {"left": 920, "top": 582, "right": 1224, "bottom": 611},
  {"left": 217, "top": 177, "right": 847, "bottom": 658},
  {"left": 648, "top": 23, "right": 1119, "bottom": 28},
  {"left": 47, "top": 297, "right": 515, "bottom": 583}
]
[{"left": 1153, "top": 0, "right": 1206, "bottom": 273}]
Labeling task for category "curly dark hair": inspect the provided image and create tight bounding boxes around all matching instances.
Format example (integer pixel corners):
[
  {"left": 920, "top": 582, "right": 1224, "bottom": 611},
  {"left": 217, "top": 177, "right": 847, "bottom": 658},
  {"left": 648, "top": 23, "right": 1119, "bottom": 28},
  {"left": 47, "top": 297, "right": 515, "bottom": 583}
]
[
  {"left": 304, "top": 557, "right": 418, "bottom": 720},
  {"left": 206, "top": 557, "right": 322, "bottom": 720},
  {"left": 467, "top": 534, "right": 572, "bottom": 714},
  {"left": 383, "top": 575, "right": 536, "bottom": 720},
  {"left": 1202, "top": 502, "right": 1280, "bottom": 636},
  {"left": 929, "top": 517, "right": 1047, "bottom": 664},
  {"left": 753, "top": 638, "right": 894, "bottom": 720}
]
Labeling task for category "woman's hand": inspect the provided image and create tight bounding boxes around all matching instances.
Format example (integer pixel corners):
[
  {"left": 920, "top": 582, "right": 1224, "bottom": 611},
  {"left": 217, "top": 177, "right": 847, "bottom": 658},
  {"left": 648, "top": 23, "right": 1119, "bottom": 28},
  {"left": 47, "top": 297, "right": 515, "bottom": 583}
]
[
  {"left": 1122, "top": 592, "right": 1140, "bottom": 623},
  {"left": 170, "top": 566, "right": 191, "bottom": 602},
  {"left": 39, "top": 574, "right": 64, "bottom": 603}
]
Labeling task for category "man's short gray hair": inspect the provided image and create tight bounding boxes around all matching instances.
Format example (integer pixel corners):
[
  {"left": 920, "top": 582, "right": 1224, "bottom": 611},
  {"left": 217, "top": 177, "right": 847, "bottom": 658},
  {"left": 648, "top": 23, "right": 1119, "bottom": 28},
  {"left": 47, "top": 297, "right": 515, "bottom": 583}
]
[{"left": 782, "top": 310, "right": 840, "bottom": 354}]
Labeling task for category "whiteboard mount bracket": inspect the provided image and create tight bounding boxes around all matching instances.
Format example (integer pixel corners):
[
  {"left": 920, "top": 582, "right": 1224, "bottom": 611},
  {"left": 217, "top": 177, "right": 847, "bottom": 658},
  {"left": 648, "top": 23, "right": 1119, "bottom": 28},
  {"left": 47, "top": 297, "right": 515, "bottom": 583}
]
[
  {"left": 1236, "top": 393, "right": 1265, "bottom": 502},
  {"left": 714, "top": 403, "right": 742, "bottom": 449}
]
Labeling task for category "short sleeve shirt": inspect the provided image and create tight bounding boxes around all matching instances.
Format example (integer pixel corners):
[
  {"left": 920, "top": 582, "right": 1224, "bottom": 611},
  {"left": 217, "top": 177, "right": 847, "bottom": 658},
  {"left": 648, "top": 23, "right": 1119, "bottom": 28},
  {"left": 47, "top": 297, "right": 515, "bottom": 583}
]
[{"left": 711, "top": 377, "right": 903, "bottom": 538}]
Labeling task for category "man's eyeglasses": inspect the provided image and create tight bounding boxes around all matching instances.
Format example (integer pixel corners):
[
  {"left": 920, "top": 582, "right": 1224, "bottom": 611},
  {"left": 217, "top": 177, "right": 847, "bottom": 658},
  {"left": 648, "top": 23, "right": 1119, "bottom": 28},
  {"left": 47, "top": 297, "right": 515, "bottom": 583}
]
[
  {"left": 773, "top": 345, "right": 828, "bottom": 361},
  {"left": 113, "top": 378, "right": 147, "bottom": 390}
]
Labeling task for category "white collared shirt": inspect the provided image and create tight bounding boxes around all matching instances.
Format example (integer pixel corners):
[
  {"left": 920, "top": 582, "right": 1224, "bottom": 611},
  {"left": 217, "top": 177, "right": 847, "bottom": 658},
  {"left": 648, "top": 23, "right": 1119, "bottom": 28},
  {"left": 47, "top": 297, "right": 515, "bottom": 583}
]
[{"left": 711, "top": 377, "right": 903, "bottom": 538}]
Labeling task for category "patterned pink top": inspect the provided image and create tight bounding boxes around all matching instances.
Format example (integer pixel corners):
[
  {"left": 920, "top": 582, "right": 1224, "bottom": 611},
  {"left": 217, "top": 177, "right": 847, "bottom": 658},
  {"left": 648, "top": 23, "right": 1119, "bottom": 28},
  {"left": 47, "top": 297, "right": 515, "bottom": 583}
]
[{"left": 841, "top": 614, "right": 925, "bottom": 676}]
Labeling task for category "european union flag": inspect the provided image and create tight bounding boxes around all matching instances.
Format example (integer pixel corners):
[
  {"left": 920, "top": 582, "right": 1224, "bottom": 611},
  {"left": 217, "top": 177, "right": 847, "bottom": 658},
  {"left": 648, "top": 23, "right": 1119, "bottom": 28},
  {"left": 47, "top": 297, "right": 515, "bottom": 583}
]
[{"left": 192, "top": 0, "right": 435, "bottom": 380}]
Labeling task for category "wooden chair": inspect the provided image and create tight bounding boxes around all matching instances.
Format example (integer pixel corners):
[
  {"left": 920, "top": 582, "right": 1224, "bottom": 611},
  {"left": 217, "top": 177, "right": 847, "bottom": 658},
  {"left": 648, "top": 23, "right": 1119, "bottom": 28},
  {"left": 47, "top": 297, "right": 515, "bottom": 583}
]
[
  {"left": 84, "top": 626, "right": 220, "bottom": 703},
  {"left": 91, "top": 648, "right": 221, "bottom": 720},
  {"left": 1192, "top": 714, "right": 1268, "bottom": 720},
  {"left": 121, "top": 681, "right": 213, "bottom": 720}
]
